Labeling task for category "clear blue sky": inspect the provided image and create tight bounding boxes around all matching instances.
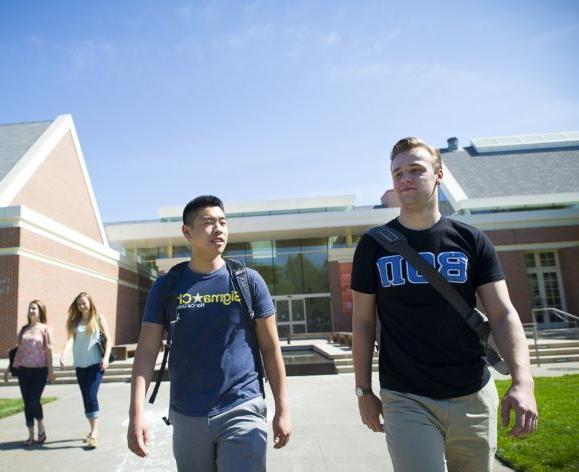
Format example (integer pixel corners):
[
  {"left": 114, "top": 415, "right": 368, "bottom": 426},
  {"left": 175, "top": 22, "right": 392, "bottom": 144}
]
[{"left": 1, "top": 1, "right": 578, "bottom": 222}]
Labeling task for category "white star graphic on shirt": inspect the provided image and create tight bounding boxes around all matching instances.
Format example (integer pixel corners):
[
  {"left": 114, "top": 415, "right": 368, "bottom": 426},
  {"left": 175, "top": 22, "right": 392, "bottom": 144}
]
[{"left": 193, "top": 293, "right": 203, "bottom": 303}]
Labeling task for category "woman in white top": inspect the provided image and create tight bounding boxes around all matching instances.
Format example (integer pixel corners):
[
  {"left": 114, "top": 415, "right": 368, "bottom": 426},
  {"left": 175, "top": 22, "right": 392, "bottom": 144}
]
[{"left": 60, "top": 292, "right": 112, "bottom": 449}]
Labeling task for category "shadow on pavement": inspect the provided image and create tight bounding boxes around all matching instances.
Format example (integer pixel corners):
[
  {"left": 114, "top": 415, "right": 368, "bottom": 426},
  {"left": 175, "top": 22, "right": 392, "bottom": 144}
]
[{"left": 0, "top": 438, "right": 85, "bottom": 451}]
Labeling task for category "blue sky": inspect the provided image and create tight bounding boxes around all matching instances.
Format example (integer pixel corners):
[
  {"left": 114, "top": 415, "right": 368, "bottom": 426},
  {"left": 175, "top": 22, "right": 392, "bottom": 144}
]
[{"left": 1, "top": 1, "right": 578, "bottom": 222}]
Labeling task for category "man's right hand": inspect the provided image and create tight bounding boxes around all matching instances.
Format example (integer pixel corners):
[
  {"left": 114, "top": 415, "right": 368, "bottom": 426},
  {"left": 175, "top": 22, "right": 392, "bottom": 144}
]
[
  {"left": 358, "top": 393, "right": 384, "bottom": 432},
  {"left": 127, "top": 412, "right": 151, "bottom": 457}
]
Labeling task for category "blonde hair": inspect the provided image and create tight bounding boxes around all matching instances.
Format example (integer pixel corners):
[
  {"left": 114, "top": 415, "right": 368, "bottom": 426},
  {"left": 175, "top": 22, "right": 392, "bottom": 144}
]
[
  {"left": 66, "top": 292, "right": 99, "bottom": 337},
  {"left": 390, "top": 137, "right": 442, "bottom": 172}
]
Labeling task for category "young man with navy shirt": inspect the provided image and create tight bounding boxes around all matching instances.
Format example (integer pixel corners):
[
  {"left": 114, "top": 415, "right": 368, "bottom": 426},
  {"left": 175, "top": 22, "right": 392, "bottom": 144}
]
[
  {"left": 128, "top": 195, "right": 291, "bottom": 471},
  {"left": 351, "top": 138, "right": 538, "bottom": 472}
]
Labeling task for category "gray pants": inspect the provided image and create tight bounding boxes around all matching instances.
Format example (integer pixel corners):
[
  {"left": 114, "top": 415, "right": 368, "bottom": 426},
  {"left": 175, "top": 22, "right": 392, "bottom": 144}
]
[
  {"left": 381, "top": 380, "right": 499, "bottom": 472},
  {"left": 170, "top": 397, "right": 268, "bottom": 472}
]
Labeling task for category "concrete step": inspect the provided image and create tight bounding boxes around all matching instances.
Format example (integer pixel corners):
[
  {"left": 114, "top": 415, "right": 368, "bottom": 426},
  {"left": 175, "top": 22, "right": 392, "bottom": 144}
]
[
  {"left": 528, "top": 341, "right": 579, "bottom": 350},
  {"left": 528, "top": 347, "right": 579, "bottom": 356},
  {"left": 530, "top": 354, "right": 579, "bottom": 364},
  {"left": 337, "top": 365, "right": 379, "bottom": 374},
  {"left": 1, "top": 365, "right": 135, "bottom": 386}
]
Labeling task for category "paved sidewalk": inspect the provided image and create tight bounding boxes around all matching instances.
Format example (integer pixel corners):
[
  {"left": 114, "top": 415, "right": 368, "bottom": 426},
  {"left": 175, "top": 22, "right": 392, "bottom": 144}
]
[{"left": 0, "top": 372, "right": 520, "bottom": 472}]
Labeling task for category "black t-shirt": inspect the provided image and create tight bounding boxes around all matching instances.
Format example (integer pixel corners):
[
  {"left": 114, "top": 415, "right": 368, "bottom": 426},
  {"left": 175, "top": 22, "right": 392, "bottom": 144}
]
[{"left": 351, "top": 216, "right": 504, "bottom": 399}]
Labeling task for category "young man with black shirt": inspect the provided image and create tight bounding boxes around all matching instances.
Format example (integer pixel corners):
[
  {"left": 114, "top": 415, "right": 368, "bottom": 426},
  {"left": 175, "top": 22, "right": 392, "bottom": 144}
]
[
  {"left": 127, "top": 195, "right": 291, "bottom": 471},
  {"left": 351, "top": 138, "right": 537, "bottom": 472}
]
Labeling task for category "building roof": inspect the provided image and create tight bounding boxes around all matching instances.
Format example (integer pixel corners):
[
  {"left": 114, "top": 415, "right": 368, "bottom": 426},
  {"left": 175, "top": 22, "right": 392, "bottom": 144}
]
[
  {"left": 443, "top": 146, "right": 579, "bottom": 199},
  {"left": 0, "top": 121, "right": 52, "bottom": 183},
  {"left": 0, "top": 115, "right": 112, "bottom": 249},
  {"left": 440, "top": 132, "right": 579, "bottom": 212}
]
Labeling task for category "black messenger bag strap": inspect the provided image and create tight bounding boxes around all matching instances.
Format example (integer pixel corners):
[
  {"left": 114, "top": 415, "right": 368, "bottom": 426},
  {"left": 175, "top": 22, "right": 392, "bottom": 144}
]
[
  {"left": 225, "top": 258, "right": 267, "bottom": 398},
  {"left": 366, "top": 225, "right": 509, "bottom": 375}
]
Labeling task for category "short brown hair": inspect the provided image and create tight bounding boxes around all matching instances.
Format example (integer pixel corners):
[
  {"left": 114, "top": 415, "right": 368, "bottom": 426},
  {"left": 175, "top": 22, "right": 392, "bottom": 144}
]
[{"left": 390, "top": 137, "right": 442, "bottom": 172}]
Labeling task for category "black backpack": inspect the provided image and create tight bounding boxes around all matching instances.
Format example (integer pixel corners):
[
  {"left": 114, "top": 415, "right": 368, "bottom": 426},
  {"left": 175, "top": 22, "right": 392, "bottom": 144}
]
[{"left": 148, "top": 259, "right": 266, "bottom": 424}]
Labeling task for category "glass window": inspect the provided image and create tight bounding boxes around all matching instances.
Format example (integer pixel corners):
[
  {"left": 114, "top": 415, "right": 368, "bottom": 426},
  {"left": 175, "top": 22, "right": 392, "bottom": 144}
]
[
  {"left": 524, "top": 253, "right": 536, "bottom": 268},
  {"left": 302, "top": 252, "right": 329, "bottom": 293},
  {"left": 525, "top": 250, "right": 566, "bottom": 322},
  {"left": 249, "top": 241, "right": 273, "bottom": 257},
  {"left": 246, "top": 254, "right": 275, "bottom": 289},
  {"left": 274, "top": 239, "right": 301, "bottom": 254},
  {"left": 173, "top": 245, "right": 190, "bottom": 258},
  {"left": 539, "top": 252, "right": 556, "bottom": 267},
  {"left": 300, "top": 238, "right": 328, "bottom": 253},
  {"left": 137, "top": 247, "right": 159, "bottom": 260},
  {"left": 306, "top": 298, "right": 332, "bottom": 333},
  {"left": 527, "top": 273, "right": 542, "bottom": 309},
  {"left": 273, "top": 253, "right": 304, "bottom": 295},
  {"left": 543, "top": 272, "right": 562, "bottom": 308},
  {"left": 276, "top": 300, "right": 290, "bottom": 323},
  {"left": 225, "top": 242, "right": 249, "bottom": 257}
]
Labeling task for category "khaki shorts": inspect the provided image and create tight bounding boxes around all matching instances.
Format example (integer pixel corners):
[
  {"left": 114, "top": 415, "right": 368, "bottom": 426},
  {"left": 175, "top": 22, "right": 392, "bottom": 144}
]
[{"left": 381, "top": 380, "right": 499, "bottom": 472}]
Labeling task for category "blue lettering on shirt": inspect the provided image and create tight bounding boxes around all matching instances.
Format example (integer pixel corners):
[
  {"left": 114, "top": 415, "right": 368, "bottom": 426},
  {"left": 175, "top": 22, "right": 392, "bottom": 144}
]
[{"left": 376, "top": 251, "right": 468, "bottom": 287}]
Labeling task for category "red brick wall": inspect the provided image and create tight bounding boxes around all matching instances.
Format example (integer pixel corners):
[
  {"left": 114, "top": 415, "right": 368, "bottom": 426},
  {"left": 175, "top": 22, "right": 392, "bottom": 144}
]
[
  {"left": 10, "top": 131, "right": 104, "bottom": 244},
  {"left": 0, "top": 229, "right": 152, "bottom": 356},
  {"left": 0, "top": 227, "right": 21, "bottom": 248},
  {"left": 20, "top": 228, "right": 117, "bottom": 276},
  {"left": 496, "top": 251, "right": 533, "bottom": 323},
  {"left": 10, "top": 256, "right": 150, "bottom": 351},
  {"left": 486, "top": 226, "right": 579, "bottom": 246},
  {"left": 0, "top": 253, "right": 20, "bottom": 354}
]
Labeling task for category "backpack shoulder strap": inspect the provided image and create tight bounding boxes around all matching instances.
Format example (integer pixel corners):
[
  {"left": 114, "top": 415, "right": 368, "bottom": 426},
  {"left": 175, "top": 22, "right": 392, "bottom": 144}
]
[
  {"left": 149, "top": 260, "right": 189, "bottom": 408},
  {"left": 225, "top": 258, "right": 254, "bottom": 322},
  {"left": 159, "top": 261, "right": 189, "bottom": 327},
  {"left": 225, "top": 258, "right": 267, "bottom": 398}
]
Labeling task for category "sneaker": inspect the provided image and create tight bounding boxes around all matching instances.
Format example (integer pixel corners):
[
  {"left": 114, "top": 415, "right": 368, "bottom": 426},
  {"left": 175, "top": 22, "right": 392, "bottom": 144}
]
[{"left": 87, "top": 436, "right": 97, "bottom": 449}]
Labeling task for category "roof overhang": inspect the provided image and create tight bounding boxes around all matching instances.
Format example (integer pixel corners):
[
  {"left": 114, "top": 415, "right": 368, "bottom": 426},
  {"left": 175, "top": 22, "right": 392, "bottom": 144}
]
[
  {"left": 106, "top": 206, "right": 400, "bottom": 248},
  {"left": 0, "top": 114, "right": 110, "bottom": 246}
]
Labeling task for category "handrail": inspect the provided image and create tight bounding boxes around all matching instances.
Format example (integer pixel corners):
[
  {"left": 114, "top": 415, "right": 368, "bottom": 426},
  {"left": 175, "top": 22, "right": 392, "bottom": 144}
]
[
  {"left": 522, "top": 322, "right": 541, "bottom": 366},
  {"left": 532, "top": 307, "right": 579, "bottom": 325},
  {"left": 529, "top": 307, "right": 579, "bottom": 366}
]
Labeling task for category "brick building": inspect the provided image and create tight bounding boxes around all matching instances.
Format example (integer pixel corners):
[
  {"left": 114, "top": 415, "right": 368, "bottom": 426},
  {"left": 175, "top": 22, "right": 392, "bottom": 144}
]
[
  {"left": 2, "top": 115, "right": 577, "bottom": 345},
  {"left": 0, "top": 115, "right": 152, "bottom": 356}
]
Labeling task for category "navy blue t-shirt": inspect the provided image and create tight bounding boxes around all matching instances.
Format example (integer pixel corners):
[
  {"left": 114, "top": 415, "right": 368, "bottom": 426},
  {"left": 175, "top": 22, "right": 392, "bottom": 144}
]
[
  {"left": 351, "top": 217, "right": 504, "bottom": 399},
  {"left": 143, "top": 263, "right": 275, "bottom": 417}
]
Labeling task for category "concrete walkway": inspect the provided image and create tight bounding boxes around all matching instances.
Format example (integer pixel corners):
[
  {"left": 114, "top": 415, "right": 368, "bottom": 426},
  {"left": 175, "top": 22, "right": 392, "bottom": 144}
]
[
  {"left": 0, "top": 371, "right": 525, "bottom": 472},
  {"left": 3, "top": 339, "right": 577, "bottom": 471}
]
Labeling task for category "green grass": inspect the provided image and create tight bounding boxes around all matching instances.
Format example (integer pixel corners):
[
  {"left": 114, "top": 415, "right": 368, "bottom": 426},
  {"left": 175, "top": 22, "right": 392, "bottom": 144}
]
[
  {"left": 0, "top": 397, "right": 57, "bottom": 419},
  {"left": 495, "top": 375, "right": 579, "bottom": 472}
]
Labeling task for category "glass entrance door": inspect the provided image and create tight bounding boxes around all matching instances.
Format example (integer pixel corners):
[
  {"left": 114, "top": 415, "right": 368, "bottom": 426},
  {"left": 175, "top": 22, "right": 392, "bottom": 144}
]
[
  {"left": 273, "top": 295, "right": 332, "bottom": 337},
  {"left": 275, "top": 297, "right": 306, "bottom": 337}
]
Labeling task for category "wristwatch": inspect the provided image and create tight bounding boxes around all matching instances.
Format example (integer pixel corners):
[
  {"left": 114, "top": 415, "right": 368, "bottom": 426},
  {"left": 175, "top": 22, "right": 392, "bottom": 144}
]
[{"left": 355, "top": 387, "right": 372, "bottom": 398}]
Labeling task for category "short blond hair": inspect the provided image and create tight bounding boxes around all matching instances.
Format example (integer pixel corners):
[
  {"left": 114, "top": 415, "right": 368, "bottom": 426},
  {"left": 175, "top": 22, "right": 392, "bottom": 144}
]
[{"left": 390, "top": 137, "right": 442, "bottom": 172}]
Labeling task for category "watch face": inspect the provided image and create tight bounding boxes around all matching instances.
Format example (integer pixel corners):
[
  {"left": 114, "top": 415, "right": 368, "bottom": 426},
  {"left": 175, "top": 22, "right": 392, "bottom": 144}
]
[{"left": 355, "top": 387, "right": 370, "bottom": 397}]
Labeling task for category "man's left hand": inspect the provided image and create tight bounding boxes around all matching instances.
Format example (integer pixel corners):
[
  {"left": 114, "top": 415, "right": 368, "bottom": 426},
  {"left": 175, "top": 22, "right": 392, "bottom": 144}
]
[
  {"left": 272, "top": 410, "right": 292, "bottom": 449},
  {"left": 501, "top": 380, "right": 538, "bottom": 437}
]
